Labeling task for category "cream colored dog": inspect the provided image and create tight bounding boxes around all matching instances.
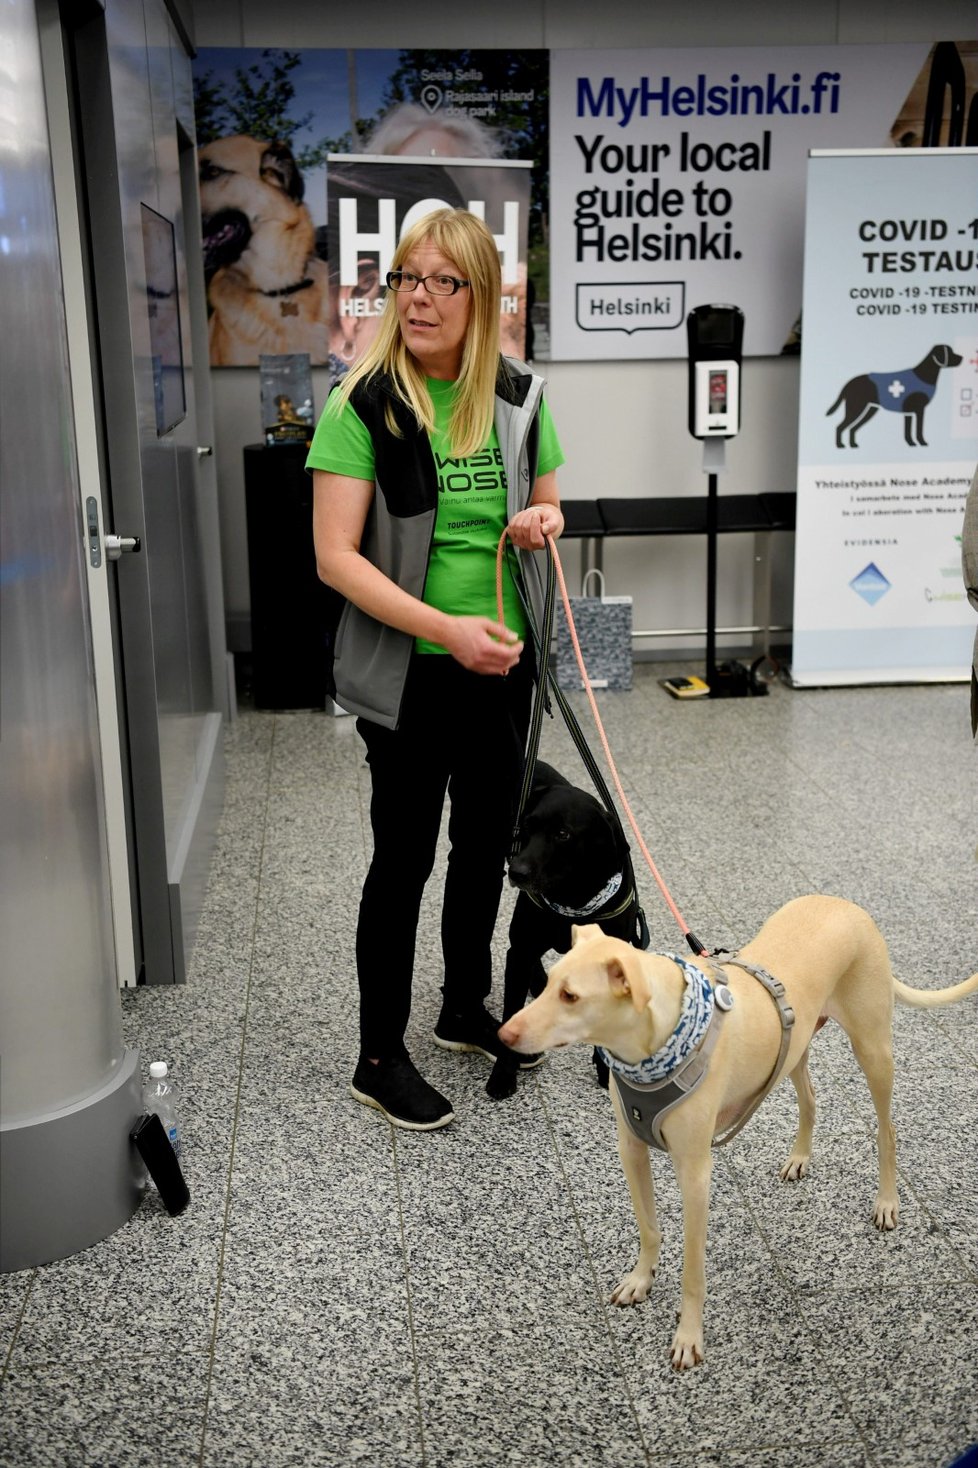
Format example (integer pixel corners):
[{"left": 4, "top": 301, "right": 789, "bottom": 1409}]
[{"left": 498, "top": 894, "right": 978, "bottom": 1370}]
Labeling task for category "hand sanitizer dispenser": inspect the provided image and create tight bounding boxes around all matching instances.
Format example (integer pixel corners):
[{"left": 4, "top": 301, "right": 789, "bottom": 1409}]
[{"left": 687, "top": 304, "right": 744, "bottom": 439}]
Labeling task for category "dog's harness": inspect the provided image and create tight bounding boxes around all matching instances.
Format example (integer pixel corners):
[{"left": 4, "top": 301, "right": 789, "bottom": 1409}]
[
  {"left": 868, "top": 368, "right": 937, "bottom": 413},
  {"left": 603, "top": 955, "right": 796, "bottom": 1152}
]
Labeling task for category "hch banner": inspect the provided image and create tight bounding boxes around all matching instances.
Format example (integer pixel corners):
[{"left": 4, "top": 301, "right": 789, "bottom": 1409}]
[
  {"left": 548, "top": 42, "right": 973, "bottom": 359},
  {"left": 792, "top": 148, "right": 978, "bottom": 686},
  {"left": 324, "top": 156, "right": 531, "bottom": 387}
]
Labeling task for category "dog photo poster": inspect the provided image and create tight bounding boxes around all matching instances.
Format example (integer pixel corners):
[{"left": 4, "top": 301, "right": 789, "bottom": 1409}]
[{"left": 792, "top": 147, "right": 978, "bottom": 687}]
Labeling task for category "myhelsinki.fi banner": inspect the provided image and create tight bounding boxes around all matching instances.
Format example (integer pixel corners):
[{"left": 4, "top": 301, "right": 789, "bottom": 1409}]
[
  {"left": 548, "top": 43, "right": 966, "bottom": 360},
  {"left": 792, "top": 148, "right": 978, "bottom": 686}
]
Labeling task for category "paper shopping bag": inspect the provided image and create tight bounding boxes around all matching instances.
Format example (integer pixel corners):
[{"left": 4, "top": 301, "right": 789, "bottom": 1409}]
[{"left": 555, "top": 570, "right": 633, "bottom": 692}]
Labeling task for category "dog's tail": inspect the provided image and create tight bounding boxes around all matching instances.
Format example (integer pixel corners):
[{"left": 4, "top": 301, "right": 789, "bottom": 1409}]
[
  {"left": 893, "top": 971, "right": 978, "bottom": 1008},
  {"left": 826, "top": 388, "right": 846, "bottom": 417}
]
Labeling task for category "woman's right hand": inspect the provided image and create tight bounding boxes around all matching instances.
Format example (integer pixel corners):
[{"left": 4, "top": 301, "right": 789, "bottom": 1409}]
[{"left": 442, "top": 616, "right": 524, "bottom": 675}]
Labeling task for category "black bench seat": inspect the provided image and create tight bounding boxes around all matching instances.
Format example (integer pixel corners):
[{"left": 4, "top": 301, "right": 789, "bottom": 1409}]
[
  {"left": 559, "top": 499, "right": 606, "bottom": 538},
  {"left": 554, "top": 491, "right": 797, "bottom": 654},
  {"left": 597, "top": 494, "right": 772, "bottom": 537},
  {"left": 758, "top": 491, "right": 797, "bottom": 531}
]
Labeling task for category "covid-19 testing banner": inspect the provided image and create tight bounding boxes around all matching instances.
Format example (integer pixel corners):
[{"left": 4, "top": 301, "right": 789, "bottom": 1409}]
[
  {"left": 792, "top": 148, "right": 978, "bottom": 686},
  {"left": 548, "top": 43, "right": 970, "bottom": 359}
]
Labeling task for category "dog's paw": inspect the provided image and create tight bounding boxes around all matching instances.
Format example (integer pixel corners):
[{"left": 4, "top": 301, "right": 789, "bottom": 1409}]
[
  {"left": 610, "top": 1268, "right": 655, "bottom": 1306},
  {"left": 779, "top": 1154, "right": 810, "bottom": 1183},
  {"left": 872, "top": 1195, "right": 899, "bottom": 1230},
  {"left": 485, "top": 1061, "right": 518, "bottom": 1101},
  {"left": 669, "top": 1325, "right": 705, "bottom": 1371}
]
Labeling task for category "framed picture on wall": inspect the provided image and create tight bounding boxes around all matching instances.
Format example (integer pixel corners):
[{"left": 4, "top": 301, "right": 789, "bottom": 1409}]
[{"left": 140, "top": 202, "right": 187, "bottom": 436}]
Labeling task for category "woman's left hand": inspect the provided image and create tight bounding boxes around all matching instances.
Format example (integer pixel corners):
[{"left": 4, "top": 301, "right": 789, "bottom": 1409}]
[{"left": 506, "top": 503, "right": 564, "bottom": 551}]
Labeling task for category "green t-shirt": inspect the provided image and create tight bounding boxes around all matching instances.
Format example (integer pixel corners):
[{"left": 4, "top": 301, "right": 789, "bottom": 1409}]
[{"left": 307, "top": 377, "right": 564, "bottom": 654}]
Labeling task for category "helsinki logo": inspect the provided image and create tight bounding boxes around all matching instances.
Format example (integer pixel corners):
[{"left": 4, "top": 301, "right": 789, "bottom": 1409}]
[{"left": 850, "top": 563, "right": 891, "bottom": 606}]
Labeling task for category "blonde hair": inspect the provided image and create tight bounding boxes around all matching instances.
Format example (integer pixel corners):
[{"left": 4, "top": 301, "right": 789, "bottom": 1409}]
[{"left": 332, "top": 209, "right": 502, "bottom": 459}]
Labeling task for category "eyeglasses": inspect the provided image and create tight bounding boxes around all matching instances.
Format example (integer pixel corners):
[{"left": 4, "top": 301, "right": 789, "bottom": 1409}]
[{"left": 385, "top": 270, "right": 470, "bottom": 297}]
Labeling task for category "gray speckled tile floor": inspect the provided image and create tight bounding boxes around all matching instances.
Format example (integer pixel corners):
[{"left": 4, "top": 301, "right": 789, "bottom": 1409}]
[{"left": 2, "top": 664, "right": 977, "bottom": 1468}]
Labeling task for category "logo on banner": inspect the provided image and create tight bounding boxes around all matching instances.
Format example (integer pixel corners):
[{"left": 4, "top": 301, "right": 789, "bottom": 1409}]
[
  {"left": 827, "top": 344, "right": 963, "bottom": 450},
  {"left": 575, "top": 281, "right": 684, "bottom": 333},
  {"left": 849, "top": 563, "right": 892, "bottom": 606}
]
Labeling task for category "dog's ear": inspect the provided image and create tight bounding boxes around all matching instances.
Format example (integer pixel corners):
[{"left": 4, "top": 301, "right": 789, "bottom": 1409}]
[
  {"left": 571, "top": 923, "right": 603, "bottom": 948},
  {"left": 606, "top": 953, "right": 651, "bottom": 1011},
  {"left": 260, "top": 141, "right": 304, "bottom": 202}
]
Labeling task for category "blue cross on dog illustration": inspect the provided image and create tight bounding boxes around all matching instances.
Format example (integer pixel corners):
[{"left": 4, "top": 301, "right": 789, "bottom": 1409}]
[{"left": 827, "top": 344, "right": 961, "bottom": 448}]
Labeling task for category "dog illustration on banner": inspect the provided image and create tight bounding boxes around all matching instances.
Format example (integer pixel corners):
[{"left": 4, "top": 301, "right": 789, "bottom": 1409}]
[
  {"left": 827, "top": 343, "right": 962, "bottom": 448},
  {"left": 199, "top": 135, "right": 334, "bottom": 367}
]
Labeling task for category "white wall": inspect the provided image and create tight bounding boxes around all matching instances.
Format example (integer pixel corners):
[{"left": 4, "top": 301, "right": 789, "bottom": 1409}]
[{"left": 194, "top": 0, "right": 975, "bottom": 660}]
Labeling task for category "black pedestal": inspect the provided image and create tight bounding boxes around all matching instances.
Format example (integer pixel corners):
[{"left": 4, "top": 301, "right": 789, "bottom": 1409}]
[
  {"left": 704, "top": 464, "right": 768, "bottom": 698},
  {"left": 243, "top": 444, "right": 344, "bottom": 710}
]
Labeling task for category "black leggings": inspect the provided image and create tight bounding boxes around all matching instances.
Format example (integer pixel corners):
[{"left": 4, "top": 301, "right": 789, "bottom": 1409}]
[{"left": 355, "top": 649, "right": 533, "bottom": 1058}]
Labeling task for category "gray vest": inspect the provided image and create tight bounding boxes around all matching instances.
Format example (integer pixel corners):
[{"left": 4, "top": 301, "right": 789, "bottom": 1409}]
[{"left": 333, "top": 358, "right": 549, "bottom": 730}]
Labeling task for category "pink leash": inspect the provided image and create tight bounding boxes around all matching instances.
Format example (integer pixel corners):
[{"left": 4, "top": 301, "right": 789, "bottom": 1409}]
[{"left": 496, "top": 529, "right": 706, "bottom": 956}]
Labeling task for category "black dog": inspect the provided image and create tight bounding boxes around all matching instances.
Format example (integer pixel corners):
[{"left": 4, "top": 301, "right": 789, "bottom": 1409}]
[
  {"left": 827, "top": 344, "right": 962, "bottom": 449},
  {"left": 487, "top": 762, "right": 647, "bottom": 1100}
]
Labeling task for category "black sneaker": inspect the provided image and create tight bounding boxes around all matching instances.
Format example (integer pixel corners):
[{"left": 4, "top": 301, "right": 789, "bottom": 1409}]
[
  {"left": 434, "top": 1005, "right": 540, "bottom": 1068},
  {"left": 351, "top": 1055, "right": 454, "bottom": 1131}
]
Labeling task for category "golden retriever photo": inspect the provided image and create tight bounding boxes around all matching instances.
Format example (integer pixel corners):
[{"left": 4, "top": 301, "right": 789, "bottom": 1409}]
[{"left": 199, "top": 134, "right": 331, "bottom": 366}]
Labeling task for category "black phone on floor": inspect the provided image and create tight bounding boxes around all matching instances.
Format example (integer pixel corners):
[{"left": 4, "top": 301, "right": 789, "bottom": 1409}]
[{"left": 130, "top": 1113, "right": 190, "bottom": 1216}]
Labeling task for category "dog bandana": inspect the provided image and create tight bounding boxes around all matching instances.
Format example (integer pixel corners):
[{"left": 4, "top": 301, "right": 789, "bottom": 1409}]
[
  {"left": 868, "top": 368, "right": 937, "bottom": 413},
  {"left": 598, "top": 954, "right": 716, "bottom": 1086},
  {"left": 540, "top": 870, "right": 624, "bottom": 920}
]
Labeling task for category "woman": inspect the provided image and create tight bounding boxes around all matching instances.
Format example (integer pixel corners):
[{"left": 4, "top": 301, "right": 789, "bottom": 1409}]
[{"left": 309, "top": 209, "right": 564, "bottom": 1130}]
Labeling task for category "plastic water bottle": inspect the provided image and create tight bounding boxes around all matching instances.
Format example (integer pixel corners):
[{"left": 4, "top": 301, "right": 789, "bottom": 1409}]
[{"left": 144, "top": 1061, "right": 181, "bottom": 1158}]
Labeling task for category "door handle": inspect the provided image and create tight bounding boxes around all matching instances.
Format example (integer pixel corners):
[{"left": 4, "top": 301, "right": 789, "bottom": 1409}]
[
  {"left": 104, "top": 534, "right": 142, "bottom": 560},
  {"left": 197, "top": 445, "right": 213, "bottom": 459}
]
